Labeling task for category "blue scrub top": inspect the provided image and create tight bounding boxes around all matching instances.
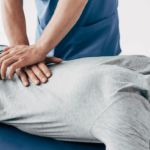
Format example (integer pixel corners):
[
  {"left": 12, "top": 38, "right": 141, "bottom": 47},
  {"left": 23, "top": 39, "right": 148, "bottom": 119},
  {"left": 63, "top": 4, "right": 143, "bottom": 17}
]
[{"left": 35, "top": 0, "right": 122, "bottom": 60}]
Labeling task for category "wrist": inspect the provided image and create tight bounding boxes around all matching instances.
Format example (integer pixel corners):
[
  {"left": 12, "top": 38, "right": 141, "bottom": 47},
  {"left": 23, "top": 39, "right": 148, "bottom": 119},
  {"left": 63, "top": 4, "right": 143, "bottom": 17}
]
[
  {"left": 10, "top": 38, "right": 29, "bottom": 46},
  {"left": 34, "top": 42, "right": 48, "bottom": 59},
  {"left": 35, "top": 40, "right": 53, "bottom": 56}
]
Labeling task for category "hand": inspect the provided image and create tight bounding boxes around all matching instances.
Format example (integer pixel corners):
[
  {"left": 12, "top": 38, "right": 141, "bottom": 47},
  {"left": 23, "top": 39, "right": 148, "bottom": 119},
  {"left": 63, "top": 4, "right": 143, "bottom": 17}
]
[
  {"left": 15, "top": 56, "right": 62, "bottom": 86},
  {"left": 0, "top": 44, "right": 46, "bottom": 79}
]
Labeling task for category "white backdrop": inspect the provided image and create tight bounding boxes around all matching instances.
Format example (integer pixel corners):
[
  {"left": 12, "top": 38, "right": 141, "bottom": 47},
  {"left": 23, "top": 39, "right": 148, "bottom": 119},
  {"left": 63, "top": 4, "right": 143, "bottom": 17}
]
[{"left": 0, "top": 0, "right": 150, "bottom": 56}]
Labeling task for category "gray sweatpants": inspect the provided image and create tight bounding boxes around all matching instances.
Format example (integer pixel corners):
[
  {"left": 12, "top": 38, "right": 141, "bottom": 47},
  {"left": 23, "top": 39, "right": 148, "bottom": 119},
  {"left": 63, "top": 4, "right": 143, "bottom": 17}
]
[{"left": 0, "top": 55, "right": 150, "bottom": 150}]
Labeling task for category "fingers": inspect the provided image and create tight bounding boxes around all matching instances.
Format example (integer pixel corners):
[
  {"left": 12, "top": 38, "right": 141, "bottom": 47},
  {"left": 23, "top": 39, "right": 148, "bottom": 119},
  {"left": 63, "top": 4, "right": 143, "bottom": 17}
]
[
  {"left": 0, "top": 52, "right": 11, "bottom": 67},
  {"left": 3, "top": 45, "right": 16, "bottom": 51},
  {"left": 0, "top": 50, "right": 10, "bottom": 58},
  {"left": 16, "top": 65, "right": 49, "bottom": 87},
  {"left": 0, "top": 55, "right": 61, "bottom": 84},
  {"left": 45, "top": 56, "right": 62, "bottom": 64},
  {"left": 4, "top": 58, "right": 24, "bottom": 79},
  {"left": 24, "top": 66, "right": 40, "bottom": 85},
  {"left": 1, "top": 57, "right": 19, "bottom": 79},
  {"left": 16, "top": 68, "right": 29, "bottom": 86},
  {"left": 30, "top": 65, "right": 48, "bottom": 83},
  {"left": 37, "top": 62, "right": 51, "bottom": 78}
]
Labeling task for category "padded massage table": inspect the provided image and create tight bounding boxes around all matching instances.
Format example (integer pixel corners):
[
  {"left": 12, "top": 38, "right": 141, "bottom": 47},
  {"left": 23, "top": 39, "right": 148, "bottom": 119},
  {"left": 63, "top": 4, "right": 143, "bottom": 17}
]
[
  {"left": 0, "top": 45, "right": 150, "bottom": 150},
  {"left": 0, "top": 123, "right": 105, "bottom": 150}
]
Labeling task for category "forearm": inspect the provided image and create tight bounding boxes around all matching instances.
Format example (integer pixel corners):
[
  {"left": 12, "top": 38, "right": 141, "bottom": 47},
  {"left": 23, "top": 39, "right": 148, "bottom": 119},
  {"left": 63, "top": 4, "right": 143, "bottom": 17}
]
[
  {"left": 1, "top": 0, "right": 29, "bottom": 46},
  {"left": 36, "top": 0, "right": 88, "bottom": 56}
]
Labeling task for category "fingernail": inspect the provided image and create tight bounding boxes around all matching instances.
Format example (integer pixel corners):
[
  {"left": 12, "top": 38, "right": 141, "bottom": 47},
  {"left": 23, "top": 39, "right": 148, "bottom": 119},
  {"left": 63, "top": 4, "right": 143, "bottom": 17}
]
[
  {"left": 35, "top": 80, "right": 39, "bottom": 84},
  {"left": 24, "top": 82, "right": 28, "bottom": 86},
  {"left": 46, "top": 73, "right": 51, "bottom": 77},
  {"left": 42, "top": 78, "right": 47, "bottom": 82}
]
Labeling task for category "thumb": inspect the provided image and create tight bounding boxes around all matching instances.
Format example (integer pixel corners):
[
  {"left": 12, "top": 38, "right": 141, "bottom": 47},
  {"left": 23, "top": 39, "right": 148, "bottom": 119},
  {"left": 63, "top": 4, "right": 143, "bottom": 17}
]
[{"left": 45, "top": 56, "right": 62, "bottom": 64}]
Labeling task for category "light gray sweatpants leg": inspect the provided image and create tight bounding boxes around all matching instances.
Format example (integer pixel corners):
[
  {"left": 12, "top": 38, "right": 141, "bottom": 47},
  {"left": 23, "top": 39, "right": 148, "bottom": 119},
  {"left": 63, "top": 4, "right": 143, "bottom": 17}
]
[
  {"left": 0, "top": 55, "right": 150, "bottom": 149},
  {"left": 90, "top": 93, "right": 150, "bottom": 150}
]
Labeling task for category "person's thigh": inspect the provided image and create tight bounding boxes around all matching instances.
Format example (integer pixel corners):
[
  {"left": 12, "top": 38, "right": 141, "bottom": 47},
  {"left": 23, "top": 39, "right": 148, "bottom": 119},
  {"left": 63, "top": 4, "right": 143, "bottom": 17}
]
[{"left": 90, "top": 92, "right": 150, "bottom": 150}]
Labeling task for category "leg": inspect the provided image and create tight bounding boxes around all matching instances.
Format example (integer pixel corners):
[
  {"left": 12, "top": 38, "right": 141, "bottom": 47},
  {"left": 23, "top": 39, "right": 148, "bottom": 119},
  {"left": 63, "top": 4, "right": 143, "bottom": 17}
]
[{"left": 90, "top": 92, "right": 150, "bottom": 150}]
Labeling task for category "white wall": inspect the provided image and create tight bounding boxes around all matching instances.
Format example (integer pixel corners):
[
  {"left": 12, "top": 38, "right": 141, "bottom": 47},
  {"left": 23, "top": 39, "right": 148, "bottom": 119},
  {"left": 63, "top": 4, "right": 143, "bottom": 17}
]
[
  {"left": 0, "top": 0, "right": 150, "bottom": 56},
  {"left": 118, "top": 0, "right": 150, "bottom": 56},
  {"left": 0, "top": 0, "right": 37, "bottom": 45}
]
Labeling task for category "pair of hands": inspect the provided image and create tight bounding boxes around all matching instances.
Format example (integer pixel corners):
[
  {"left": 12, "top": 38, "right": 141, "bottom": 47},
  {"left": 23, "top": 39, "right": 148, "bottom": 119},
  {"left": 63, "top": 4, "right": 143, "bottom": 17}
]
[{"left": 0, "top": 44, "right": 62, "bottom": 86}]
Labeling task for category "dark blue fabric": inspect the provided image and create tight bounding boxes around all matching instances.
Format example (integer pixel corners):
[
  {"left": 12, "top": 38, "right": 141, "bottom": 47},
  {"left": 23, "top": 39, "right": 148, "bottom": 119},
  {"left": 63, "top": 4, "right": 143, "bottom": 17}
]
[
  {"left": 35, "top": 0, "right": 122, "bottom": 60},
  {"left": 0, "top": 123, "right": 105, "bottom": 150}
]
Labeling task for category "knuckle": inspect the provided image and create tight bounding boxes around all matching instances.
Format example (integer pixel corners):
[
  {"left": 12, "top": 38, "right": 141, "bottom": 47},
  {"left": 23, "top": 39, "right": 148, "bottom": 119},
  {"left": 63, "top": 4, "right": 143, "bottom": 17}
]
[
  {"left": 31, "top": 65, "right": 36, "bottom": 70},
  {"left": 10, "top": 65, "right": 15, "bottom": 69},
  {"left": 20, "top": 57, "right": 25, "bottom": 62},
  {"left": 15, "top": 69, "right": 21, "bottom": 74},
  {"left": 3, "top": 60, "right": 8, "bottom": 66},
  {"left": 37, "top": 63, "right": 42, "bottom": 68},
  {"left": 38, "top": 62, "right": 45, "bottom": 67},
  {"left": 9, "top": 50, "right": 14, "bottom": 54}
]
